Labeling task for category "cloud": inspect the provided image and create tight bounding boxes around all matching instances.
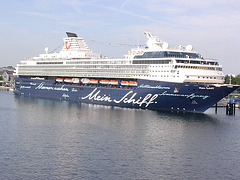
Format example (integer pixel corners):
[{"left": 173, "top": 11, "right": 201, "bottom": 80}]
[
  {"left": 120, "top": 0, "right": 131, "bottom": 9},
  {"left": 59, "top": 19, "right": 110, "bottom": 27},
  {"left": 96, "top": 4, "right": 164, "bottom": 24},
  {"left": 18, "top": 11, "right": 58, "bottom": 20},
  {"left": 3, "top": 0, "right": 240, "bottom": 74}
]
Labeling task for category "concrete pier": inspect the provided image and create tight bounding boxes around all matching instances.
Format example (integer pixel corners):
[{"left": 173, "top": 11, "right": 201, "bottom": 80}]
[{"left": 0, "top": 86, "right": 13, "bottom": 91}]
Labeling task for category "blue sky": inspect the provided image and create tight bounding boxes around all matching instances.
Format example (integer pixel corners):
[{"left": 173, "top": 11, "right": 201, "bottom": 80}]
[{"left": 1, "top": 0, "right": 240, "bottom": 74}]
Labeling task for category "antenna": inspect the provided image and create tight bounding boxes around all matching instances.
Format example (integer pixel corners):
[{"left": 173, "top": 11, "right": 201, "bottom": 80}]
[
  {"left": 144, "top": 31, "right": 153, "bottom": 40},
  {"left": 137, "top": 34, "right": 140, "bottom": 48},
  {"left": 45, "top": 47, "right": 49, "bottom": 54}
]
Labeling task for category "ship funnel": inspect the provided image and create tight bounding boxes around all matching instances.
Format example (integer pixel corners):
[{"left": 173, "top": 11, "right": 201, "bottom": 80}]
[{"left": 66, "top": 32, "right": 78, "bottom": 37}]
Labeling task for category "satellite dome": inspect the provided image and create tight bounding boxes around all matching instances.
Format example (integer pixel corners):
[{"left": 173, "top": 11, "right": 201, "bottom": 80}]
[
  {"left": 162, "top": 42, "right": 169, "bottom": 49},
  {"left": 186, "top": 45, "right": 193, "bottom": 51}
]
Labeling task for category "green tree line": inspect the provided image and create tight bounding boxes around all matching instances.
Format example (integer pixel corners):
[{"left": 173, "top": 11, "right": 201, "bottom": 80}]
[
  {"left": 225, "top": 74, "right": 240, "bottom": 85},
  {"left": 225, "top": 74, "right": 240, "bottom": 94}
]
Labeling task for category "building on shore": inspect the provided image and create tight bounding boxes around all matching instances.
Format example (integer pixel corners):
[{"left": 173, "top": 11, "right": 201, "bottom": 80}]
[{"left": 0, "top": 66, "right": 15, "bottom": 87}]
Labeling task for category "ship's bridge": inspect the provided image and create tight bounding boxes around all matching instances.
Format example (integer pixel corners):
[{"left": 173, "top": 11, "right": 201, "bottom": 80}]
[{"left": 133, "top": 51, "right": 203, "bottom": 59}]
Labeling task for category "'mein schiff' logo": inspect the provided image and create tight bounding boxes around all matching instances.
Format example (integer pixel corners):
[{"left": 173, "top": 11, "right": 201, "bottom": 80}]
[{"left": 81, "top": 88, "right": 158, "bottom": 107}]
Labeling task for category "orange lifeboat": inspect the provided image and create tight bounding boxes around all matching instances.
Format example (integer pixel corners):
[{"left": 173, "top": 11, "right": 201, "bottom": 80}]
[
  {"left": 99, "top": 80, "right": 109, "bottom": 85},
  {"left": 56, "top": 78, "right": 63, "bottom": 82},
  {"left": 90, "top": 79, "right": 98, "bottom": 84},
  {"left": 129, "top": 81, "right": 137, "bottom": 86},
  {"left": 81, "top": 78, "right": 90, "bottom": 84},
  {"left": 109, "top": 80, "right": 118, "bottom": 85},
  {"left": 121, "top": 80, "right": 129, "bottom": 86},
  {"left": 72, "top": 78, "right": 79, "bottom": 83},
  {"left": 64, "top": 78, "right": 73, "bottom": 83}
]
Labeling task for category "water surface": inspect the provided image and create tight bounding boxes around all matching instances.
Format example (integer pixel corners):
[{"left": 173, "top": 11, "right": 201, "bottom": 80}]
[{"left": 0, "top": 91, "right": 240, "bottom": 179}]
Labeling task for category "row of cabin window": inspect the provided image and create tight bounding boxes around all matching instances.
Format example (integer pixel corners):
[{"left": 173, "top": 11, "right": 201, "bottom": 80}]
[
  {"left": 176, "top": 60, "right": 218, "bottom": 65},
  {"left": 175, "top": 65, "right": 222, "bottom": 70},
  {"left": 133, "top": 60, "right": 171, "bottom": 64},
  {"left": 66, "top": 61, "right": 130, "bottom": 64},
  {"left": 19, "top": 65, "right": 148, "bottom": 70},
  {"left": 186, "top": 76, "right": 224, "bottom": 80}
]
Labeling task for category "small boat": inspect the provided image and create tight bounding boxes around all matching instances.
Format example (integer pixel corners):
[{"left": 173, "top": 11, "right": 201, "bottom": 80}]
[
  {"left": 129, "top": 81, "right": 137, "bottom": 86},
  {"left": 109, "top": 80, "right": 118, "bottom": 85},
  {"left": 81, "top": 78, "right": 90, "bottom": 84},
  {"left": 56, "top": 78, "right": 63, "bottom": 82},
  {"left": 99, "top": 80, "right": 109, "bottom": 85},
  {"left": 64, "top": 78, "right": 73, "bottom": 83},
  {"left": 121, "top": 80, "right": 129, "bottom": 86},
  {"left": 90, "top": 79, "right": 98, "bottom": 84}
]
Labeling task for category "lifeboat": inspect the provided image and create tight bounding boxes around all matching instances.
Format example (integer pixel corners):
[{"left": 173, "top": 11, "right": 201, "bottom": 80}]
[
  {"left": 81, "top": 78, "right": 90, "bottom": 84},
  {"left": 129, "top": 81, "right": 137, "bottom": 86},
  {"left": 121, "top": 80, "right": 129, "bottom": 86},
  {"left": 56, "top": 78, "right": 63, "bottom": 82},
  {"left": 90, "top": 79, "right": 98, "bottom": 84},
  {"left": 64, "top": 78, "right": 73, "bottom": 83},
  {"left": 109, "top": 80, "right": 118, "bottom": 85},
  {"left": 72, "top": 78, "right": 79, "bottom": 83},
  {"left": 99, "top": 80, "right": 109, "bottom": 85}
]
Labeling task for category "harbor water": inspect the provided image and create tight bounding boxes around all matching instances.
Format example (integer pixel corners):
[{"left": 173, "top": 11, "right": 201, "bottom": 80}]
[{"left": 0, "top": 91, "right": 240, "bottom": 179}]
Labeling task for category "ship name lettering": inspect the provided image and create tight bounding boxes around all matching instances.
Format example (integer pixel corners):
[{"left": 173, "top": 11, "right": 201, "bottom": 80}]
[
  {"left": 159, "top": 91, "right": 209, "bottom": 99},
  {"left": 81, "top": 88, "right": 158, "bottom": 107},
  {"left": 72, "top": 88, "right": 78, "bottom": 92},
  {"left": 20, "top": 86, "right": 31, "bottom": 89},
  {"left": 62, "top": 93, "right": 69, "bottom": 98},
  {"left": 113, "top": 91, "right": 158, "bottom": 107},
  {"left": 199, "top": 87, "right": 214, "bottom": 90},
  {"left": 206, "top": 87, "right": 214, "bottom": 90},
  {"left": 81, "top": 88, "right": 112, "bottom": 102},
  {"left": 35, "top": 83, "right": 69, "bottom": 91},
  {"left": 139, "top": 84, "right": 170, "bottom": 89}
]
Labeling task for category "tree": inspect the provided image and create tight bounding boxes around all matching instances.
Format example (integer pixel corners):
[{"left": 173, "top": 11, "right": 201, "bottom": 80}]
[{"left": 225, "top": 74, "right": 240, "bottom": 85}]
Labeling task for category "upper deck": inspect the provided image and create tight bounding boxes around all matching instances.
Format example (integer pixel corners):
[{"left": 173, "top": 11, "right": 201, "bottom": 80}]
[{"left": 15, "top": 32, "right": 225, "bottom": 84}]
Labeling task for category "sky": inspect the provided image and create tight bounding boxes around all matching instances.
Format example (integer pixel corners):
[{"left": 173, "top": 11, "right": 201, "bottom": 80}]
[{"left": 0, "top": 0, "right": 240, "bottom": 75}]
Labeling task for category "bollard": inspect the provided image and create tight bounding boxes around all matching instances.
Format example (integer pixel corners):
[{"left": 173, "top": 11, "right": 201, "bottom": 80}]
[
  {"left": 226, "top": 102, "right": 235, "bottom": 115},
  {"left": 215, "top": 103, "right": 218, "bottom": 114}
]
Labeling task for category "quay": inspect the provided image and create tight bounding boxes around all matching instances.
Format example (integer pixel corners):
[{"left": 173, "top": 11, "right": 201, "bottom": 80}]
[
  {"left": 215, "top": 98, "right": 239, "bottom": 115},
  {"left": 0, "top": 86, "right": 13, "bottom": 91}
]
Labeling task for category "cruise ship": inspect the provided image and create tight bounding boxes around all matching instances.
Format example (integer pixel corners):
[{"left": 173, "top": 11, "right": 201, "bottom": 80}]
[{"left": 14, "top": 32, "right": 239, "bottom": 112}]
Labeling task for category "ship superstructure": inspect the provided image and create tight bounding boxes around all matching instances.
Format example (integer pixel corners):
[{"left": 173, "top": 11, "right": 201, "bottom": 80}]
[{"left": 14, "top": 32, "right": 238, "bottom": 112}]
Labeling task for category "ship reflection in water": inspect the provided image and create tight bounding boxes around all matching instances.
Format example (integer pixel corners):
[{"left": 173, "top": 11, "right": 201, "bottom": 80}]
[{"left": 1, "top": 91, "right": 240, "bottom": 179}]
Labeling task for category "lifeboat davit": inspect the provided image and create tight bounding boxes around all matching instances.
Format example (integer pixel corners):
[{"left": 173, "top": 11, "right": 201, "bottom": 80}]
[
  {"left": 99, "top": 80, "right": 109, "bottom": 85},
  {"left": 81, "top": 78, "right": 90, "bottom": 84},
  {"left": 121, "top": 80, "right": 129, "bottom": 86},
  {"left": 90, "top": 79, "right": 98, "bottom": 84},
  {"left": 129, "top": 81, "right": 137, "bottom": 86},
  {"left": 56, "top": 78, "right": 63, "bottom": 82},
  {"left": 109, "top": 80, "right": 118, "bottom": 85},
  {"left": 64, "top": 78, "right": 73, "bottom": 83}
]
